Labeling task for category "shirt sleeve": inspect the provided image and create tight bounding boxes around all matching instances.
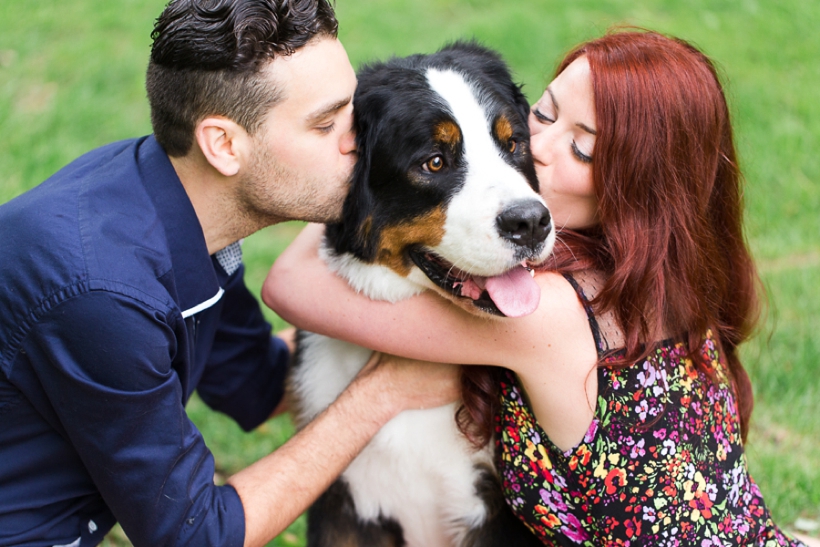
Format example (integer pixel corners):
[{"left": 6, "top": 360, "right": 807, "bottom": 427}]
[
  {"left": 196, "top": 263, "right": 290, "bottom": 431},
  {"left": 21, "top": 289, "right": 246, "bottom": 547}
]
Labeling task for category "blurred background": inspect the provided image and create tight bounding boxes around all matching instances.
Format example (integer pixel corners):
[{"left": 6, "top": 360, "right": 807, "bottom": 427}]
[{"left": 1, "top": 0, "right": 817, "bottom": 545}]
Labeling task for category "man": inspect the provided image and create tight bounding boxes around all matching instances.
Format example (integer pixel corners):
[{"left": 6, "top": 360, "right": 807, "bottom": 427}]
[{"left": 0, "top": 1, "right": 459, "bottom": 546}]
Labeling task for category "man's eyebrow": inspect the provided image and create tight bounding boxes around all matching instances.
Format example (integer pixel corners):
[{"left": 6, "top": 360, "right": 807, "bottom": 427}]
[{"left": 305, "top": 97, "right": 352, "bottom": 125}]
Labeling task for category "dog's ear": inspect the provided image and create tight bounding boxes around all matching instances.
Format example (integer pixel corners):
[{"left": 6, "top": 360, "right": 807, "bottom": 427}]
[
  {"left": 508, "top": 80, "right": 531, "bottom": 127},
  {"left": 324, "top": 65, "right": 387, "bottom": 262}
]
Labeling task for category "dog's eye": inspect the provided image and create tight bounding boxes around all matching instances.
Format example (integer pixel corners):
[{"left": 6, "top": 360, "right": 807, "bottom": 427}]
[
  {"left": 507, "top": 139, "right": 517, "bottom": 153},
  {"left": 424, "top": 156, "right": 444, "bottom": 173}
]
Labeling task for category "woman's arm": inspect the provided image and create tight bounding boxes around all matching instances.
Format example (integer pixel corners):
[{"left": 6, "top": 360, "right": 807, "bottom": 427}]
[
  {"left": 263, "top": 224, "right": 583, "bottom": 367},
  {"left": 263, "top": 224, "right": 520, "bottom": 366}
]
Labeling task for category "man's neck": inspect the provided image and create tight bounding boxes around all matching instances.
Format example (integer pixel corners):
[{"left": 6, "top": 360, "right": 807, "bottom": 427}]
[{"left": 169, "top": 153, "right": 260, "bottom": 255}]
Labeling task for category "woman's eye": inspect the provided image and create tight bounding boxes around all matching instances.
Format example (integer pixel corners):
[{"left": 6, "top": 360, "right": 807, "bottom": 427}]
[
  {"left": 507, "top": 139, "right": 517, "bottom": 153},
  {"left": 317, "top": 122, "right": 335, "bottom": 134},
  {"left": 532, "top": 108, "right": 554, "bottom": 124},
  {"left": 423, "top": 155, "right": 445, "bottom": 173},
  {"left": 571, "top": 141, "right": 593, "bottom": 164}
]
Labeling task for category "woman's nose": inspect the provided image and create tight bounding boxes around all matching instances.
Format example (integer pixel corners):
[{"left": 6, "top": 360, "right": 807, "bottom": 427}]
[{"left": 529, "top": 126, "right": 554, "bottom": 166}]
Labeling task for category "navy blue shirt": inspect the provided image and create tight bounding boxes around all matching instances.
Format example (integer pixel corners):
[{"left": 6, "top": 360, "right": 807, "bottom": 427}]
[{"left": 0, "top": 136, "right": 290, "bottom": 547}]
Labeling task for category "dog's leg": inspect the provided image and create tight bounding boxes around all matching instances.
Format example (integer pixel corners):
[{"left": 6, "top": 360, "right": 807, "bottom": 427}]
[
  {"left": 307, "top": 479, "right": 406, "bottom": 547},
  {"left": 461, "top": 469, "right": 543, "bottom": 547}
]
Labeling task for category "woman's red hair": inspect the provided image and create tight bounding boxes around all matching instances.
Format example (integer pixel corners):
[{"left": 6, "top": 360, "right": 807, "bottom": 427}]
[{"left": 458, "top": 30, "right": 760, "bottom": 447}]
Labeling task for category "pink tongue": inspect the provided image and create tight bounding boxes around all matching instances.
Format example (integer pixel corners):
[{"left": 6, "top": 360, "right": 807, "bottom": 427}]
[{"left": 485, "top": 266, "right": 540, "bottom": 317}]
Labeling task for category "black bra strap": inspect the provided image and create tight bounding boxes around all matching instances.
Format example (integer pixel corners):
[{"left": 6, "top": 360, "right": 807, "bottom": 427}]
[{"left": 562, "top": 273, "right": 608, "bottom": 358}]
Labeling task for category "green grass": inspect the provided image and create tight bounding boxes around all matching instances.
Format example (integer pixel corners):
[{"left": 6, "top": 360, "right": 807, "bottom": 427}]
[{"left": 1, "top": 0, "right": 818, "bottom": 545}]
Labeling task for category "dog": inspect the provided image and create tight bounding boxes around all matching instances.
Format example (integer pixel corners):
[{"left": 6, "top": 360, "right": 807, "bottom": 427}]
[{"left": 289, "top": 42, "right": 554, "bottom": 547}]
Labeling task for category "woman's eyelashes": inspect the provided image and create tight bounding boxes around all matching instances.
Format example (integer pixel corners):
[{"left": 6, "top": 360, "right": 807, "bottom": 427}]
[
  {"left": 532, "top": 107, "right": 554, "bottom": 124},
  {"left": 572, "top": 141, "right": 593, "bottom": 164}
]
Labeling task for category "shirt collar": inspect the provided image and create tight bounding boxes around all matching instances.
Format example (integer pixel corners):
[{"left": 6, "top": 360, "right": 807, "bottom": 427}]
[{"left": 136, "top": 136, "right": 223, "bottom": 317}]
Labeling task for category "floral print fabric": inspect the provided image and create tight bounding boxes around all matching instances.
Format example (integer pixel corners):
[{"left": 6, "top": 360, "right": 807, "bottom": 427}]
[{"left": 495, "top": 328, "right": 804, "bottom": 546}]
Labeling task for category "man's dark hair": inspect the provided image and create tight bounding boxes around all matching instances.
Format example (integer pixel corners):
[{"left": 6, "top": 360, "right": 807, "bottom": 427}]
[{"left": 146, "top": 0, "right": 339, "bottom": 156}]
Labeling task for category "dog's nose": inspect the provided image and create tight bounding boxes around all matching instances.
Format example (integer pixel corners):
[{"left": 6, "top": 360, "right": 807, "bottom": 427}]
[{"left": 496, "top": 200, "right": 552, "bottom": 250}]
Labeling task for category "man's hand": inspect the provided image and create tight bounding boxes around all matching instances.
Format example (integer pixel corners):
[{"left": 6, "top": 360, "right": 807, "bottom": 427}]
[
  {"left": 358, "top": 351, "right": 462, "bottom": 413},
  {"left": 228, "top": 349, "right": 462, "bottom": 547}
]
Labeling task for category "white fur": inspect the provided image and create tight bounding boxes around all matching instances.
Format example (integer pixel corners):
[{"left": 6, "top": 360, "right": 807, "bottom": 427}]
[
  {"left": 291, "top": 333, "right": 492, "bottom": 547},
  {"left": 320, "top": 245, "right": 424, "bottom": 302}
]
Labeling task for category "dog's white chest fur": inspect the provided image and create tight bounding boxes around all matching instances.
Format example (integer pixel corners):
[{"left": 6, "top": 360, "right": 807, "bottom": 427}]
[{"left": 292, "top": 334, "right": 493, "bottom": 547}]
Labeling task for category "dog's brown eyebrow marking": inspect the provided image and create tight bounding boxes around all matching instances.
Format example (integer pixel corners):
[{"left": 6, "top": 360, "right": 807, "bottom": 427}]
[
  {"left": 433, "top": 120, "right": 462, "bottom": 148},
  {"left": 494, "top": 114, "right": 514, "bottom": 143},
  {"left": 376, "top": 207, "right": 446, "bottom": 276}
]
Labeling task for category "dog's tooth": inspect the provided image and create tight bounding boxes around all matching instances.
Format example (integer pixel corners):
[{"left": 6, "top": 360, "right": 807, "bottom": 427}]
[{"left": 522, "top": 262, "right": 535, "bottom": 277}]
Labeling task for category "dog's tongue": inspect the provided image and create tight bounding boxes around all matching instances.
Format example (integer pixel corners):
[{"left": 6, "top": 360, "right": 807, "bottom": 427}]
[{"left": 485, "top": 265, "right": 540, "bottom": 317}]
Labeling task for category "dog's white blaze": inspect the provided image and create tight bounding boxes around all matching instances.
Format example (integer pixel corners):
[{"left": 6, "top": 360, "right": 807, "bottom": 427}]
[
  {"left": 425, "top": 68, "right": 552, "bottom": 274},
  {"left": 293, "top": 332, "right": 492, "bottom": 547}
]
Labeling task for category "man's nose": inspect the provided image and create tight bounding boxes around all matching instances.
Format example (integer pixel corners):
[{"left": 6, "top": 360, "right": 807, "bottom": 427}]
[{"left": 340, "top": 127, "right": 357, "bottom": 155}]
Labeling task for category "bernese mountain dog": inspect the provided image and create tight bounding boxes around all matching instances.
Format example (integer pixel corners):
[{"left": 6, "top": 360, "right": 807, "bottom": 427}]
[{"left": 289, "top": 42, "right": 554, "bottom": 547}]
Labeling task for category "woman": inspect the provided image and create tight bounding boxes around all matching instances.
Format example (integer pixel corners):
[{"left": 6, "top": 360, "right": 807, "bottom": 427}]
[{"left": 264, "top": 30, "right": 817, "bottom": 546}]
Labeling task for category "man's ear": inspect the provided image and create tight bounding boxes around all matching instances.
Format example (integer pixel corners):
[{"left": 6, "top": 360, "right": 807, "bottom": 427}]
[{"left": 193, "top": 116, "right": 250, "bottom": 177}]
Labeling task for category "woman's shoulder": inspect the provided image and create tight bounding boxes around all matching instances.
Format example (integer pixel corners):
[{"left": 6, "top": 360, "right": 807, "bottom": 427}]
[
  {"left": 533, "top": 269, "right": 601, "bottom": 309},
  {"left": 524, "top": 270, "right": 598, "bottom": 342},
  {"left": 545, "top": 269, "right": 627, "bottom": 353}
]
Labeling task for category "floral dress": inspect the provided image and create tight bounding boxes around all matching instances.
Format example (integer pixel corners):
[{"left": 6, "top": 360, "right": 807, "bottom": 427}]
[{"left": 494, "top": 274, "right": 804, "bottom": 546}]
